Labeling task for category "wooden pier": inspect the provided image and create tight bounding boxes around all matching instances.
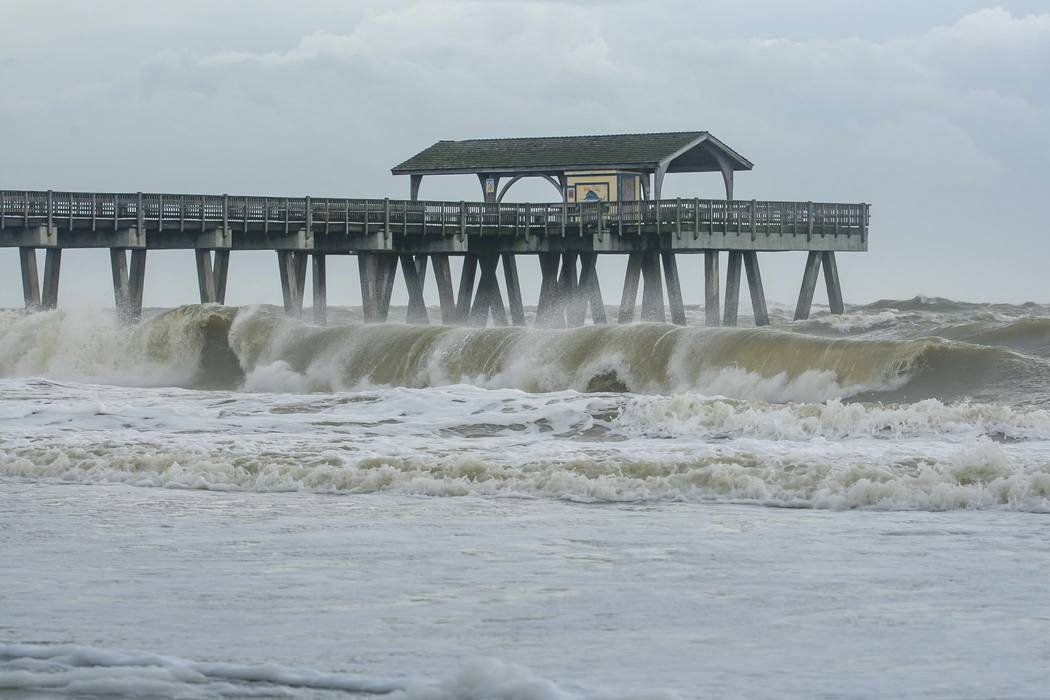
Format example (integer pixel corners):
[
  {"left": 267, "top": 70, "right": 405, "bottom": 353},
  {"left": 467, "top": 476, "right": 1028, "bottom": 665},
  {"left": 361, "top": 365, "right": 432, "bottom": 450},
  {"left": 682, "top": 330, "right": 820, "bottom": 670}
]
[{"left": 1, "top": 132, "right": 869, "bottom": 327}]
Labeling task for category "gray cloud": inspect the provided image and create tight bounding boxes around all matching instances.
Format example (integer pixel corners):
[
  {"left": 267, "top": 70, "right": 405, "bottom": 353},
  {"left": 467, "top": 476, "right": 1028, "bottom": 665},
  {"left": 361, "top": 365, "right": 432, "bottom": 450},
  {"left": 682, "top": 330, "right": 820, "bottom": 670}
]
[{"left": 2, "top": 1, "right": 1047, "bottom": 308}]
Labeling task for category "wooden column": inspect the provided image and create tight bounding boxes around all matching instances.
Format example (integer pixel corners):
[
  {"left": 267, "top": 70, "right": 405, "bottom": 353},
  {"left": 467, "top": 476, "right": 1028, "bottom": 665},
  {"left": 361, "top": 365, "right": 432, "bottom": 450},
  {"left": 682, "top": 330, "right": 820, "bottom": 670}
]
[
  {"left": 502, "top": 253, "right": 526, "bottom": 326},
  {"left": 618, "top": 252, "right": 642, "bottom": 324},
  {"left": 375, "top": 254, "right": 398, "bottom": 322},
  {"left": 358, "top": 253, "right": 377, "bottom": 322},
  {"left": 822, "top": 251, "right": 844, "bottom": 315},
  {"left": 41, "top": 249, "right": 61, "bottom": 310},
  {"left": 640, "top": 250, "right": 665, "bottom": 322},
  {"left": 401, "top": 254, "right": 429, "bottom": 325},
  {"left": 277, "top": 251, "right": 303, "bottom": 318},
  {"left": 313, "top": 253, "right": 327, "bottom": 325},
  {"left": 743, "top": 251, "right": 769, "bottom": 326},
  {"left": 704, "top": 250, "right": 720, "bottom": 326},
  {"left": 661, "top": 252, "right": 686, "bottom": 326},
  {"left": 456, "top": 254, "right": 478, "bottom": 323},
  {"left": 558, "top": 252, "right": 579, "bottom": 326},
  {"left": 431, "top": 254, "right": 457, "bottom": 324},
  {"left": 196, "top": 250, "right": 217, "bottom": 304},
  {"left": 19, "top": 247, "right": 40, "bottom": 312},
  {"left": 112, "top": 248, "right": 146, "bottom": 324},
  {"left": 793, "top": 251, "right": 823, "bottom": 321},
  {"left": 570, "top": 253, "right": 606, "bottom": 326},
  {"left": 214, "top": 250, "right": 229, "bottom": 305},
  {"left": 469, "top": 254, "right": 507, "bottom": 326},
  {"left": 536, "top": 252, "right": 563, "bottom": 328},
  {"left": 723, "top": 251, "right": 742, "bottom": 327}
]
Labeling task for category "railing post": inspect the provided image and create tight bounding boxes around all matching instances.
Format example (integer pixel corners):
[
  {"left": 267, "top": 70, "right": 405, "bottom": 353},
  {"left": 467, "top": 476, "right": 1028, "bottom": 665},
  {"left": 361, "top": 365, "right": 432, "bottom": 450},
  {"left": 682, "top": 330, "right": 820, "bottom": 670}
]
[
  {"left": 807, "top": 201, "right": 813, "bottom": 242},
  {"left": 459, "top": 201, "right": 466, "bottom": 240},
  {"left": 305, "top": 195, "right": 313, "bottom": 239},
  {"left": 750, "top": 199, "right": 756, "bottom": 241},
  {"left": 863, "top": 203, "right": 869, "bottom": 246},
  {"left": 524, "top": 202, "right": 530, "bottom": 238},
  {"left": 383, "top": 197, "right": 390, "bottom": 239},
  {"left": 561, "top": 199, "right": 567, "bottom": 237},
  {"left": 136, "top": 192, "right": 144, "bottom": 234},
  {"left": 47, "top": 190, "right": 53, "bottom": 233},
  {"left": 24, "top": 190, "right": 29, "bottom": 227},
  {"left": 676, "top": 197, "right": 682, "bottom": 240},
  {"left": 222, "top": 193, "right": 229, "bottom": 234}
]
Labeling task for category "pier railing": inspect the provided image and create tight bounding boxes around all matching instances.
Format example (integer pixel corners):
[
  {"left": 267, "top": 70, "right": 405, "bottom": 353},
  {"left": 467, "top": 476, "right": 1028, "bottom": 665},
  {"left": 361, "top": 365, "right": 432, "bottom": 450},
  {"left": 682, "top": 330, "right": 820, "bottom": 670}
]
[{"left": 0, "top": 190, "right": 868, "bottom": 243}]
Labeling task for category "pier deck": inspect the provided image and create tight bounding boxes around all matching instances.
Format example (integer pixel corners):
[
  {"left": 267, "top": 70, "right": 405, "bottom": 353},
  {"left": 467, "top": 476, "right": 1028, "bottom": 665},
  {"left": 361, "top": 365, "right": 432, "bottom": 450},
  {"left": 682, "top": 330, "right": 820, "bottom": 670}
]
[{"left": 2, "top": 190, "right": 868, "bottom": 328}]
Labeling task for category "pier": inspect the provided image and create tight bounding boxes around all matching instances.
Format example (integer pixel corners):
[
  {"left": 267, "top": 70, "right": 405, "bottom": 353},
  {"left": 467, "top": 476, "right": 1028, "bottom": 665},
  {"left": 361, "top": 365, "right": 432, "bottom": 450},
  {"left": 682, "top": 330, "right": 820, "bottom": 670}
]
[{"left": 2, "top": 132, "right": 868, "bottom": 326}]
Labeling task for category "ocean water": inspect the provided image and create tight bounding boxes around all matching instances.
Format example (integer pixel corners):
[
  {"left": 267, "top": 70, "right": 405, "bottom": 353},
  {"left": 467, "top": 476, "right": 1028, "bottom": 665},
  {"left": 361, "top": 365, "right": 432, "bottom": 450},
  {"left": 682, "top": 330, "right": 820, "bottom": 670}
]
[{"left": 2, "top": 297, "right": 1050, "bottom": 698}]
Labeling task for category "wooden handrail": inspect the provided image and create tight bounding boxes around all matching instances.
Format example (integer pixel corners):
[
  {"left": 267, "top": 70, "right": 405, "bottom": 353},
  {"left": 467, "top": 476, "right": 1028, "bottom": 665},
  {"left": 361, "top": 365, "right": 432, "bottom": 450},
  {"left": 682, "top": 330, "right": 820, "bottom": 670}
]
[{"left": 0, "top": 189, "right": 868, "bottom": 240}]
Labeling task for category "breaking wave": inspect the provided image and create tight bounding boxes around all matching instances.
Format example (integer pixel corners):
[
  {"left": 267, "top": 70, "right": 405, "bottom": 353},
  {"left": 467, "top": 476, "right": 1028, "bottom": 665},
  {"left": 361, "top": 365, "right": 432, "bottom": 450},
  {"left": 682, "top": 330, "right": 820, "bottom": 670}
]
[
  {"left": 0, "top": 643, "right": 673, "bottom": 700},
  {"left": 3, "top": 304, "right": 1045, "bottom": 404}
]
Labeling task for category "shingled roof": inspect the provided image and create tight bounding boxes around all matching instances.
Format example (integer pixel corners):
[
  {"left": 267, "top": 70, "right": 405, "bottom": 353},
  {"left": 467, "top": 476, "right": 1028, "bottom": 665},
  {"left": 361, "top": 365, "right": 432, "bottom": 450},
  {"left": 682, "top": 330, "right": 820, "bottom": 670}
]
[{"left": 391, "top": 132, "right": 753, "bottom": 176}]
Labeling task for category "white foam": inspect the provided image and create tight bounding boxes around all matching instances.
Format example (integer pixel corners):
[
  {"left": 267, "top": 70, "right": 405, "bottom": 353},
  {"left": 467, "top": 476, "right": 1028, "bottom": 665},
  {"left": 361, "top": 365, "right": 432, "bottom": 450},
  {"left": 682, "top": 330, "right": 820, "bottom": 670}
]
[{"left": 0, "top": 643, "right": 674, "bottom": 700}]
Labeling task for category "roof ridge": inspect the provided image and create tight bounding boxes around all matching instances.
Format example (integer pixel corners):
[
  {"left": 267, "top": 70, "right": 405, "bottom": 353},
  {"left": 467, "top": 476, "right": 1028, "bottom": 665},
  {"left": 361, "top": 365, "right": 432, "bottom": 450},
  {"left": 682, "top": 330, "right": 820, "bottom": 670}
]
[{"left": 445, "top": 131, "right": 707, "bottom": 144}]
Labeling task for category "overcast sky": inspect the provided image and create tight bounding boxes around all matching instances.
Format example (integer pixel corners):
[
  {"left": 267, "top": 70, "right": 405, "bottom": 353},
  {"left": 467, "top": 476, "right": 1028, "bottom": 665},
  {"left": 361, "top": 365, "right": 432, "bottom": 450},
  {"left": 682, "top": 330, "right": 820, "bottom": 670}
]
[{"left": 2, "top": 0, "right": 1048, "bottom": 310}]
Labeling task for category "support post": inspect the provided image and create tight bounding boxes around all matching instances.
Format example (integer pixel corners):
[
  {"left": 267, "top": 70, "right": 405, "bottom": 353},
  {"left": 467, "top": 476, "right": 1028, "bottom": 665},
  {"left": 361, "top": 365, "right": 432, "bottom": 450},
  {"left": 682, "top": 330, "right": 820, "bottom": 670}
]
[
  {"left": 112, "top": 248, "right": 146, "bottom": 324},
  {"left": 469, "top": 255, "right": 507, "bottom": 327},
  {"left": 661, "top": 252, "right": 686, "bottom": 326},
  {"left": 724, "top": 251, "right": 742, "bottom": 327},
  {"left": 536, "top": 252, "right": 563, "bottom": 328},
  {"left": 196, "top": 250, "right": 217, "bottom": 304},
  {"left": 793, "top": 251, "right": 822, "bottom": 321},
  {"left": 358, "top": 253, "right": 377, "bottom": 322},
  {"left": 456, "top": 254, "right": 478, "bottom": 324},
  {"left": 313, "top": 253, "right": 327, "bottom": 325},
  {"left": 618, "top": 252, "right": 642, "bottom": 324},
  {"left": 375, "top": 254, "right": 398, "bottom": 322},
  {"left": 41, "top": 249, "right": 61, "bottom": 310},
  {"left": 129, "top": 250, "right": 146, "bottom": 322},
  {"left": 704, "top": 250, "right": 720, "bottom": 327},
  {"left": 640, "top": 250, "right": 665, "bottom": 322},
  {"left": 431, "top": 254, "right": 457, "bottom": 324},
  {"left": 822, "top": 251, "right": 844, "bottom": 315},
  {"left": 401, "top": 254, "right": 429, "bottom": 325},
  {"left": 277, "top": 250, "right": 303, "bottom": 318},
  {"left": 502, "top": 253, "right": 526, "bottom": 326},
  {"left": 557, "top": 252, "right": 579, "bottom": 326},
  {"left": 19, "top": 247, "right": 41, "bottom": 312},
  {"left": 742, "top": 251, "right": 769, "bottom": 326},
  {"left": 214, "top": 250, "right": 230, "bottom": 305},
  {"left": 572, "top": 253, "right": 607, "bottom": 325}
]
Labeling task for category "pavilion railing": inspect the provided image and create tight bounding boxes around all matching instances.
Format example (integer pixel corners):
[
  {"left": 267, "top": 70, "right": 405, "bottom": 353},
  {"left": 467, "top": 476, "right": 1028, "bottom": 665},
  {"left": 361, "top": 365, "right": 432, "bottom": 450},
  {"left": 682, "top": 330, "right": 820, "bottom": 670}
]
[{"left": 0, "top": 190, "right": 869, "bottom": 242}]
